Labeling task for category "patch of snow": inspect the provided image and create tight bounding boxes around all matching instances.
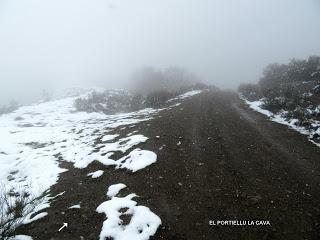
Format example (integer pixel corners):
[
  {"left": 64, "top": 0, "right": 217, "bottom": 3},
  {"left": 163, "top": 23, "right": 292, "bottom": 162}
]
[
  {"left": 97, "top": 185, "right": 161, "bottom": 240},
  {"left": 22, "top": 194, "right": 52, "bottom": 225},
  {"left": 244, "top": 98, "right": 320, "bottom": 147},
  {"left": 87, "top": 170, "right": 104, "bottom": 178},
  {"left": 302, "top": 92, "right": 313, "bottom": 97},
  {"left": 168, "top": 90, "right": 203, "bottom": 102},
  {"left": 107, "top": 183, "right": 127, "bottom": 198},
  {"left": 69, "top": 204, "right": 81, "bottom": 209},
  {"left": 9, "top": 235, "right": 33, "bottom": 240},
  {"left": 170, "top": 103, "right": 182, "bottom": 107},
  {"left": 101, "top": 134, "right": 119, "bottom": 142},
  {"left": 23, "top": 212, "right": 48, "bottom": 224},
  {"left": 243, "top": 99, "right": 274, "bottom": 117},
  {"left": 53, "top": 191, "right": 66, "bottom": 198},
  {"left": 115, "top": 149, "right": 157, "bottom": 172}
]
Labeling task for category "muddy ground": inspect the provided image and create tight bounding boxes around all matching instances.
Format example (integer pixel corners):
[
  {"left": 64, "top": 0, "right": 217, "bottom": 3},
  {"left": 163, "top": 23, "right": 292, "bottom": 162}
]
[{"left": 19, "top": 90, "right": 320, "bottom": 240}]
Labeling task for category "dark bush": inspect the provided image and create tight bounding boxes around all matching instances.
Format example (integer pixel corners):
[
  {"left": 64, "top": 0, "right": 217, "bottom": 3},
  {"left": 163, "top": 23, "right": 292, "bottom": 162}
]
[
  {"left": 238, "top": 83, "right": 261, "bottom": 101},
  {"left": 144, "top": 90, "right": 177, "bottom": 108},
  {"left": 0, "top": 186, "right": 39, "bottom": 240},
  {"left": 74, "top": 82, "right": 210, "bottom": 113},
  {"left": 0, "top": 101, "right": 20, "bottom": 116},
  {"left": 239, "top": 55, "right": 320, "bottom": 131},
  {"left": 259, "top": 56, "right": 320, "bottom": 92},
  {"left": 74, "top": 90, "right": 144, "bottom": 114}
]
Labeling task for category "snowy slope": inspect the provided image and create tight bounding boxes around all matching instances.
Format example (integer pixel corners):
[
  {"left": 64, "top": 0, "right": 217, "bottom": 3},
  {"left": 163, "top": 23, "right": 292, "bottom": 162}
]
[
  {"left": 0, "top": 96, "right": 159, "bottom": 196},
  {"left": 0, "top": 89, "right": 203, "bottom": 239}
]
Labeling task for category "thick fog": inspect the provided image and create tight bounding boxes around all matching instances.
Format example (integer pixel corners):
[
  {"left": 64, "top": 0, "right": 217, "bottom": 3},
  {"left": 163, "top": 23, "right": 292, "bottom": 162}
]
[{"left": 0, "top": 0, "right": 320, "bottom": 104}]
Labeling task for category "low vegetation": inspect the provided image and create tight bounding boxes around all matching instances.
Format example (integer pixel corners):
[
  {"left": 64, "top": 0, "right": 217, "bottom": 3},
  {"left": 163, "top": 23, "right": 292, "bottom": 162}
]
[
  {"left": 74, "top": 90, "right": 139, "bottom": 114},
  {"left": 0, "top": 186, "right": 40, "bottom": 240},
  {"left": 74, "top": 84, "right": 208, "bottom": 114},
  {"left": 0, "top": 101, "right": 19, "bottom": 116},
  {"left": 239, "top": 56, "right": 320, "bottom": 142}
]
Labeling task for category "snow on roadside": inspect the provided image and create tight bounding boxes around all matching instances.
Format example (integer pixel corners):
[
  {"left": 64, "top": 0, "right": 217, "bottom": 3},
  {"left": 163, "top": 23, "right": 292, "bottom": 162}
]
[
  {"left": 0, "top": 90, "right": 199, "bottom": 196},
  {"left": 0, "top": 94, "right": 160, "bottom": 230},
  {"left": 0, "top": 97, "right": 159, "bottom": 188},
  {"left": 87, "top": 170, "right": 104, "bottom": 178},
  {"left": 97, "top": 184, "right": 161, "bottom": 240},
  {"left": 168, "top": 90, "right": 203, "bottom": 102},
  {"left": 115, "top": 149, "right": 157, "bottom": 172},
  {"left": 243, "top": 98, "right": 320, "bottom": 147},
  {"left": 243, "top": 100, "right": 273, "bottom": 117},
  {"left": 9, "top": 235, "right": 33, "bottom": 240},
  {"left": 0, "top": 89, "right": 199, "bottom": 237},
  {"left": 107, "top": 183, "right": 127, "bottom": 198},
  {"left": 69, "top": 204, "right": 81, "bottom": 209}
]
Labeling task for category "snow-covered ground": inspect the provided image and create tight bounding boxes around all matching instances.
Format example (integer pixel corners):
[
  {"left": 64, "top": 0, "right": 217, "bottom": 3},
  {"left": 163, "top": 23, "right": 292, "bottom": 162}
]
[
  {"left": 0, "top": 89, "right": 203, "bottom": 239},
  {"left": 243, "top": 98, "right": 320, "bottom": 147},
  {"left": 97, "top": 184, "right": 161, "bottom": 240},
  {"left": 0, "top": 95, "right": 160, "bottom": 229},
  {"left": 0, "top": 96, "right": 158, "bottom": 194}
]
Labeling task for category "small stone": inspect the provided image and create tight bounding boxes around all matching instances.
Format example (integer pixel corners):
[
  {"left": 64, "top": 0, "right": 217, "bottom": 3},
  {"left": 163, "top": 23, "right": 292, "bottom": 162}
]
[{"left": 248, "top": 194, "right": 262, "bottom": 204}]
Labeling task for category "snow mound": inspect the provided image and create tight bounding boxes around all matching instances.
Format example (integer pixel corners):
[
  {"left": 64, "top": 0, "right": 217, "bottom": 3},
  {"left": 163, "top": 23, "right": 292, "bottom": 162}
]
[
  {"left": 97, "top": 185, "right": 161, "bottom": 240},
  {"left": 107, "top": 183, "right": 127, "bottom": 198},
  {"left": 87, "top": 170, "right": 104, "bottom": 178},
  {"left": 115, "top": 149, "right": 157, "bottom": 172}
]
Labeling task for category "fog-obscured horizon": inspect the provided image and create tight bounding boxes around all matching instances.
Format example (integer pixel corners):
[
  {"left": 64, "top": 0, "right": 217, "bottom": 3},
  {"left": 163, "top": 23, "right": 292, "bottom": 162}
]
[{"left": 1, "top": 0, "right": 320, "bottom": 104}]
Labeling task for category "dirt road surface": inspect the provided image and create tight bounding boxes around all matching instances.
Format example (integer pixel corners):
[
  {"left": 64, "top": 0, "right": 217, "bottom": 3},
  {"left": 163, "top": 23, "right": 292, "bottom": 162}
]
[{"left": 20, "top": 91, "right": 320, "bottom": 240}]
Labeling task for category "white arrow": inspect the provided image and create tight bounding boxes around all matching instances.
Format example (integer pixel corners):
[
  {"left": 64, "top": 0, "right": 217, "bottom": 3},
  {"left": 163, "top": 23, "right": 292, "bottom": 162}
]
[{"left": 58, "top": 222, "right": 68, "bottom": 232}]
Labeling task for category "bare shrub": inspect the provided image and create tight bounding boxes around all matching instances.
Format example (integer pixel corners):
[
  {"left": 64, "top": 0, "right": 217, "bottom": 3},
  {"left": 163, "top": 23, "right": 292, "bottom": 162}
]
[{"left": 0, "top": 186, "right": 39, "bottom": 240}]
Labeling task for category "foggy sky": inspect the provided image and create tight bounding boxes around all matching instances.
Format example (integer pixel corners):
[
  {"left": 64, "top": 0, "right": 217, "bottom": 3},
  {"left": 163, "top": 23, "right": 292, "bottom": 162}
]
[{"left": 0, "top": 0, "right": 320, "bottom": 104}]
